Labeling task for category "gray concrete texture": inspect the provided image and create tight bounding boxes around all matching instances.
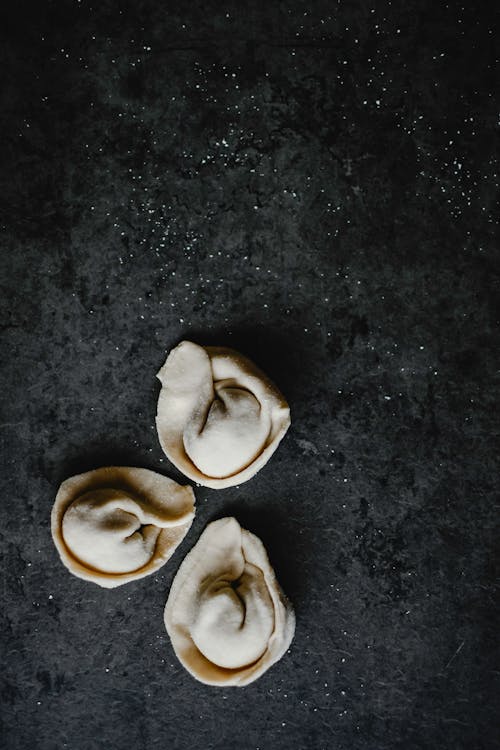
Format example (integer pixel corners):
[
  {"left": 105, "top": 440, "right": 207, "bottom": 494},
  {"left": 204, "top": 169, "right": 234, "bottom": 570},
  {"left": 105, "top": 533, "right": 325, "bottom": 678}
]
[{"left": 1, "top": 1, "right": 498, "bottom": 749}]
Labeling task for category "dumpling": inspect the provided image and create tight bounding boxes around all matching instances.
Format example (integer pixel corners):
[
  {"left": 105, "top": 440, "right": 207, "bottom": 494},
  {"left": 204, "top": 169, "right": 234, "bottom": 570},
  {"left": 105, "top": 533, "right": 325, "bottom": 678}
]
[
  {"left": 164, "top": 517, "right": 295, "bottom": 686},
  {"left": 156, "top": 341, "right": 291, "bottom": 488},
  {"left": 51, "top": 466, "right": 195, "bottom": 588}
]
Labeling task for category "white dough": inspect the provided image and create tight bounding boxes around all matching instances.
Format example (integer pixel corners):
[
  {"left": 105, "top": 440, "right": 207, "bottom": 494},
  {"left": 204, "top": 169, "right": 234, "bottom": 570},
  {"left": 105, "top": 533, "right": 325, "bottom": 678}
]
[
  {"left": 156, "top": 341, "right": 291, "bottom": 488},
  {"left": 164, "top": 517, "right": 295, "bottom": 686},
  {"left": 51, "top": 466, "right": 195, "bottom": 588}
]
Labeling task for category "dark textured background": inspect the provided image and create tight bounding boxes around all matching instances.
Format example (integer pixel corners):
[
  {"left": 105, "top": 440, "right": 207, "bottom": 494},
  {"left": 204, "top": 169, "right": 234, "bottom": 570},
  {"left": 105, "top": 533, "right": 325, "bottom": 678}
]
[{"left": 1, "top": 1, "right": 498, "bottom": 749}]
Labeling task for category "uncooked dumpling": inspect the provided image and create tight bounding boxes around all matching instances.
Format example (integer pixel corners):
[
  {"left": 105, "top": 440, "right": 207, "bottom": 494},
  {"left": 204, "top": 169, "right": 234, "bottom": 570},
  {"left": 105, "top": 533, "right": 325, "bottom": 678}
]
[
  {"left": 51, "top": 466, "right": 195, "bottom": 588},
  {"left": 164, "top": 517, "right": 295, "bottom": 686},
  {"left": 156, "top": 341, "right": 291, "bottom": 488}
]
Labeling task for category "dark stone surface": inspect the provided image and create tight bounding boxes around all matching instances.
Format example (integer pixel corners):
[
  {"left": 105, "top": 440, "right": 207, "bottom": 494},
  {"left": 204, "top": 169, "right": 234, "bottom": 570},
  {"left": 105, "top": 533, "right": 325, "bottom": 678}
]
[{"left": 1, "top": 1, "right": 498, "bottom": 749}]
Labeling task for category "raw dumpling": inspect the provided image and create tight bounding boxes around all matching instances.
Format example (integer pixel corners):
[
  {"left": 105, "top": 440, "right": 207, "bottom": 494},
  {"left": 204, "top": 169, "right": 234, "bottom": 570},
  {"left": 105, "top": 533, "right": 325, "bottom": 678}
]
[
  {"left": 164, "top": 517, "right": 295, "bottom": 686},
  {"left": 156, "top": 341, "right": 291, "bottom": 488},
  {"left": 51, "top": 466, "right": 195, "bottom": 588}
]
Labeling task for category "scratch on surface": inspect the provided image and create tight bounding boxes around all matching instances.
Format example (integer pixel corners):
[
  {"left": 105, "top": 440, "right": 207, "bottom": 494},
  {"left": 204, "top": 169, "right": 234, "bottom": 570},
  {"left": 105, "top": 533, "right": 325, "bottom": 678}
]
[
  {"left": 442, "top": 717, "right": 471, "bottom": 727},
  {"left": 443, "top": 640, "right": 465, "bottom": 671},
  {"left": 330, "top": 648, "right": 354, "bottom": 658}
]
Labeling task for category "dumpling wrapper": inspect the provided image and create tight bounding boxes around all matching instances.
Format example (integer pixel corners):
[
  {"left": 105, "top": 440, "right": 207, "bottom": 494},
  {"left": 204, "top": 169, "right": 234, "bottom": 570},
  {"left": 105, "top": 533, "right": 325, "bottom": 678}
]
[
  {"left": 51, "top": 466, "right": 195, "bottom": 588},
  {"left": 164, "top": 517, "right": 295, "bottom": 686},
  {"left": 156, "top": 341, "right": 291, "bottom": 488}
]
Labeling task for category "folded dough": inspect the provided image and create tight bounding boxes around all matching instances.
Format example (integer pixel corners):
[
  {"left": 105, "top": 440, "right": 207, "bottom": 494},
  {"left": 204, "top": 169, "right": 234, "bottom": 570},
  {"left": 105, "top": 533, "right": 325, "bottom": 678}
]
[
  {"left": 164, "top": 517, "right": 295, "bottom": 686},
  {"left": 156, "top": 341, "right": 291, "bottom": 488},
  {"left": 51, "top": 466, "right": 195, "bottom": 588}
]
